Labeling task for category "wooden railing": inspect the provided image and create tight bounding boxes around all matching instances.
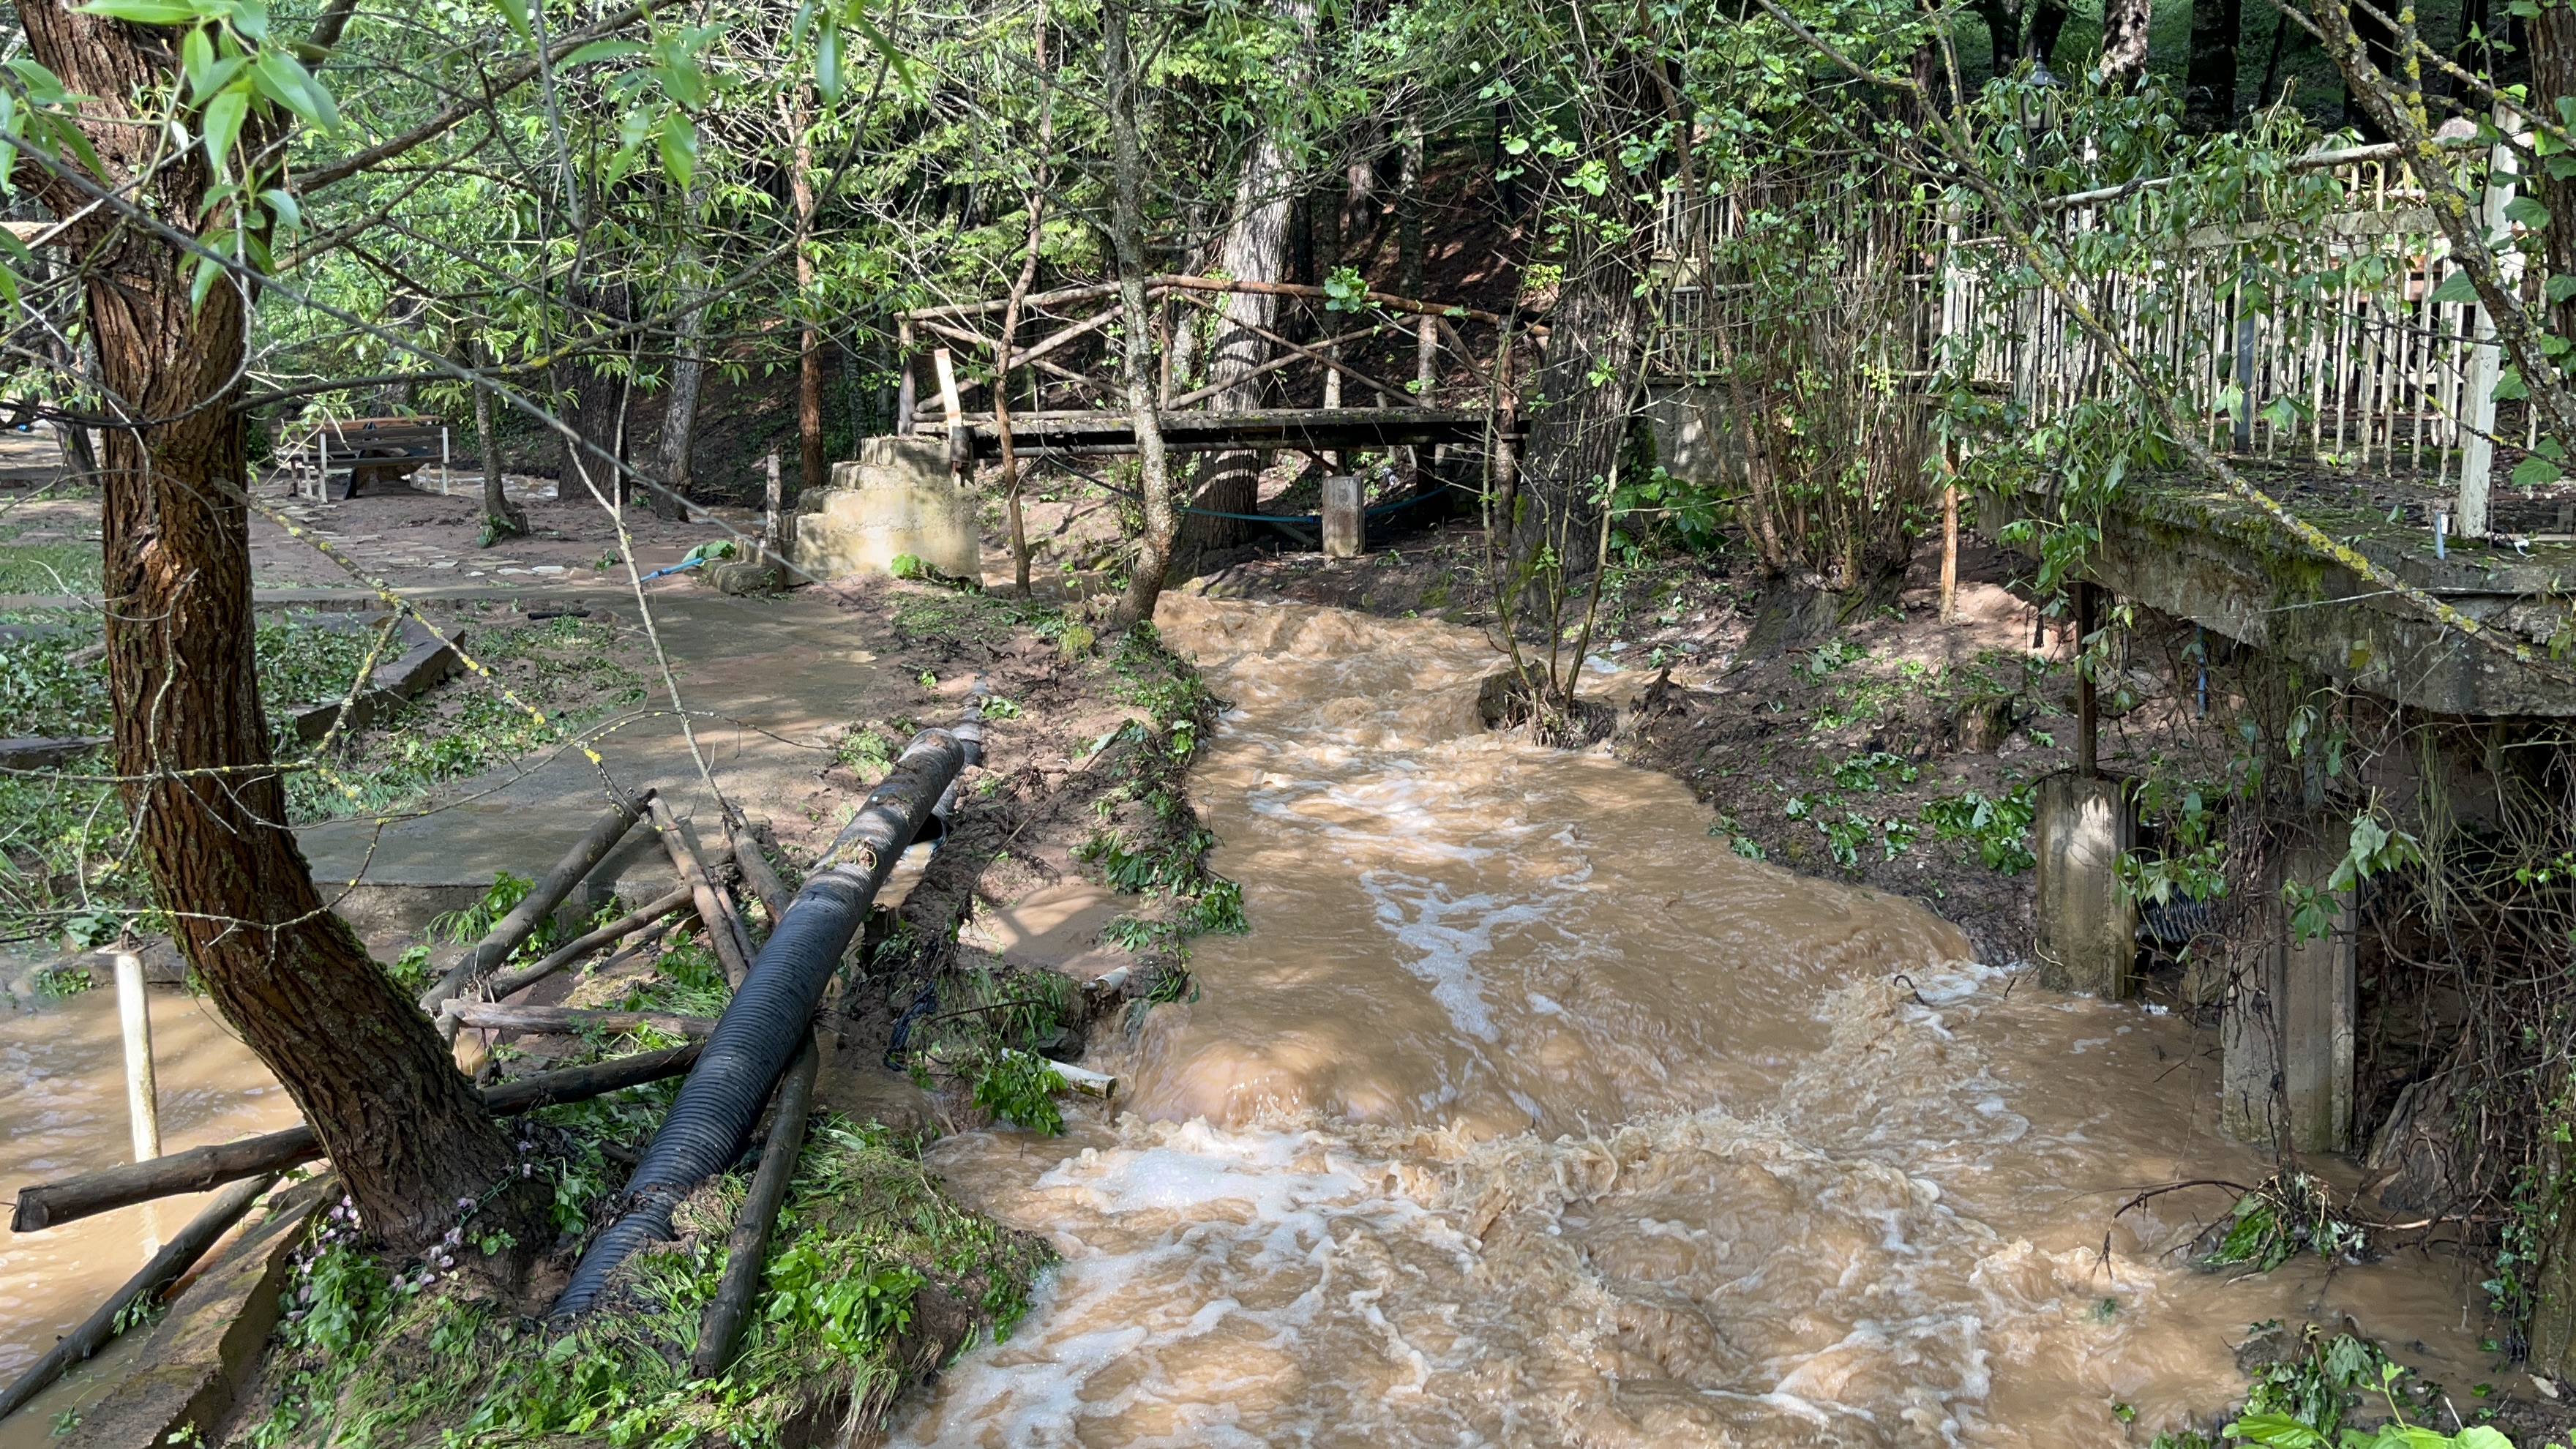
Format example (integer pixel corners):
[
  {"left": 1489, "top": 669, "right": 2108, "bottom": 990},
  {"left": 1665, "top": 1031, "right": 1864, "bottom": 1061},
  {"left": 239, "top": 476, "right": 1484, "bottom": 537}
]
[{"left": 1648, "top": 132, "right": 2542, "bottom": 537}]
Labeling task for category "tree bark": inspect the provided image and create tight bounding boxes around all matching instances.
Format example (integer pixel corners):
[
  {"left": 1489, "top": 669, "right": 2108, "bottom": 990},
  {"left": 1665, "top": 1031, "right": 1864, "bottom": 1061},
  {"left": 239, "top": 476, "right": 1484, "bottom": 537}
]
[
  {"left": 1104, "top": 0, "right": 1179, "bottom": 625},
  {"left": 466, "top": 329, "right": 527, "bottom": 541},
  {"left": 792, "top": 106, "right": 823, "bottom": 508},
  {"left": 2534, "top": 4, "right": 2576, "bottom": 339},
  {"left": 1969, "top": 0, "right": 2021, "bottom": 77},
  {"left": 2186, "top": 0, "right": 2242, "bottom": 130},
  {"left": 1513, "top": 232, "right": 1650, "bottom": 584},
  {"left": 18, "top": 0, "right": 541, "bottom": 1259},
  {"left": 2098, "top": 0, "right": 2149, "bottom": 84},
  {"left": 556, "top": 280, "right": 630, "bottom": 503},
  {"left": 997, "top": 19, "right": 1055, "bottom": 596},
  {"left": 1172, "top": 1, "right": 1313, "bottom": 571},
  {"left": 652, "top": 193, "right": 708, "bottom": 523}
]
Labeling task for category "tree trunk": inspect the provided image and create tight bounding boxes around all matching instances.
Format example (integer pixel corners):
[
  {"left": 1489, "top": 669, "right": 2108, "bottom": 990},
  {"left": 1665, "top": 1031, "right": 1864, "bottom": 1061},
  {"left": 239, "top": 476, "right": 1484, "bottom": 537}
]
[
  {"left": 1513, "top": 232, "right": 1649, "bottom": 583},
  {"left": 2027, "top": 0, "right": 2069, "bottom": 70},
  {"left": 1171, "top": 0, "right": 1313, "bottom": 571},
  {"left": 2098, "top": 0, "right": 2149, "bottom": 84},
  {"left": 556, "top": 280, "right": 629, "bottom": 503},
  {"left": 466, "top": 330, "right": 527, "bottom": 541},
  {"left": 1104, "top": 0, "right": 1179, "bottom": 625},
  {"left": 18, "top": 0, "right": 539, "bottom": 1259},
  {"left": 2533, "top": 4, "right": 2576, "bottom": 339},
  {"left": 998, "top": 19, "right": 1055, "bottom": 596},
  {"left": 1969, "top": 0, "right": 2021, "bottom": 76},
  {"left": 653, "top": 278, "right": 707, "bottom": 521},
  {"left": 2187, "top": 0, "right": 2242, "bottom": 129},
  {"left": 792, "top": 114, "right": 823, "bottom": 509}
]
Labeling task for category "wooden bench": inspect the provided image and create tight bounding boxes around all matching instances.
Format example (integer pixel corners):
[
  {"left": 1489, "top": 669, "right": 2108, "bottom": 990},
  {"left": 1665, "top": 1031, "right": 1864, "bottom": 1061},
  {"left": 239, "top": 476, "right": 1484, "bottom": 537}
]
[{"left": 280, "top": 416, "right": 452, "bottom": 500}]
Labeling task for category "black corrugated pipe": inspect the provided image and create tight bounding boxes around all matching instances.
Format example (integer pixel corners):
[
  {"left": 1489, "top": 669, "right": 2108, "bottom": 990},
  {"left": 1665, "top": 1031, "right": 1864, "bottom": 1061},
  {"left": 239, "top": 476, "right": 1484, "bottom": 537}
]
[{"left": 548, "top": 714, "right": 980, "bottom": 1322}]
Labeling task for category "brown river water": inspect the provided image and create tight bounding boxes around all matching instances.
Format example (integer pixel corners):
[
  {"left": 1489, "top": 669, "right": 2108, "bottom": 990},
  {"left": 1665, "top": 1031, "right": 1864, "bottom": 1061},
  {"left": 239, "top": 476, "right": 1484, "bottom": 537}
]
[
  {"left": 0, "top": 977, "right": 295, "bottom": 1442},
  {"left": 890, "top": 596, "right": 2497, "bottom": 1448}
]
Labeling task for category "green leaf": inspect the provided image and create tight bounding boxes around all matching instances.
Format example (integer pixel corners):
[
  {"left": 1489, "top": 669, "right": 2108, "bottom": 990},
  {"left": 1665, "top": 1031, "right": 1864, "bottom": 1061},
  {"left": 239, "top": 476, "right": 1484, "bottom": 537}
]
[
  {"left": 199, "top": 82, "right": 249, "bottom": 176},
  {"left": 2513, "top": 454, "right": 2564, "bottom": 487},
  {"left": 493, "top": 0, "right": 529, "bottom": 40},
  {"left": 251, "top": 50, "right": 339, "bottom": 131},
  {"left": 189, "top": 250, "right": 225, "bottom": 310},
  {"left": 2548, "top": 273, "right": 2576, "bottom": 304},
  {"left": 2509, "top": 195, "right": 2554, "bottom": 230},
  {"left": 814, "top": 21, "right": 842, "bottom": 100},
  {"left": 561, "top": 38, "right": 645, "bottom": 68},
  {"left": 654, "top": 113, "right": 696, "bottom": 189},
  {"left": 76, "top": 0, "right": 200, "bottom": 22},
  {"left": 2430, "top": 269, "right": 2482, "bottom": 305},
  {"left": 258, "top": 186, "right": 299, "bottom": 228}
]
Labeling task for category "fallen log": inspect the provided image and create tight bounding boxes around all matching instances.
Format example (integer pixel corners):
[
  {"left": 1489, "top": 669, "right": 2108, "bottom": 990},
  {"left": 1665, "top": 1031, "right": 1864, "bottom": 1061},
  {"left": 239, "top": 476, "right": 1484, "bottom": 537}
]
[
  {"left": 689, "top": 1038, "right": 819, "bottom": 1378},
  {"left": 419, "top": 790, "right": 652, "bottom": 1014},
  {"left": 0, "top": 1172, "right": 280, "bottom": 1423},
  {"left": 10, "top": 1043, "right": 703, "bottom": 1233},
  {"left": 723, "top": 810, "right": 793, "bottom": 931},
  {"left": 482, "top": 884, "right": 694, "bottom": 1002},
  {"left": 651, "top": 798, "right": 751, "bottom": 987},
  {"left": 450, "top": 1003, "right": 716, "bottom": 1038}
]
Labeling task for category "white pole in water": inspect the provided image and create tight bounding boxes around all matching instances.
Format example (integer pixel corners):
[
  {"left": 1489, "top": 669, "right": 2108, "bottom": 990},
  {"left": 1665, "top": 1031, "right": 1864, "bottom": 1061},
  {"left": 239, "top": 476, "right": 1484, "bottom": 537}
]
[{"left": 108, "top": 943, "right": 161, "bottom": 1163}]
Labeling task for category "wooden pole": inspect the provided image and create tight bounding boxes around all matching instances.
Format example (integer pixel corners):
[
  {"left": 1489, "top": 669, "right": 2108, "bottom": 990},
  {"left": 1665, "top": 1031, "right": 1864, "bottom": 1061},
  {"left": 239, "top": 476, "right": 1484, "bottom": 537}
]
[
  {"left": 722, "top": 811, "right": 793, "bottom": 929},
  {"left": 449, "top": 1003, "right": 716, "bottom": 1038},
  {"left": 109, "top": 944, "right": 159, "bottom": 1163},
  {"left": 2075, "top": 580, "right": 2100, "bottom": 779},
  {"left": 0, "top": 1172, "right": 279, "bottom": 1424},
  {"left": 1939, "top": 473, "right": 1960, "bottom": 624},
  {"left": 762, "top": 452, "right": 782, "bottom": 564},
  {"left": 417, "top": 790, "right": 651, "bottom": 1014},
  {"left": 10, "top": 1044, "right": 706, "bottom": 1232},
  {"left": 482, "top": 883, "right": 694, "bottom": 1002},
  {"left": 650, "top": 798, "right": 752, "bottom": 988},
  {"left": 689, "top": 1039, "right": 819, "bottom": 1379},
  {"left": 895, "top": 321, "right": 917, "bottom": 435}
]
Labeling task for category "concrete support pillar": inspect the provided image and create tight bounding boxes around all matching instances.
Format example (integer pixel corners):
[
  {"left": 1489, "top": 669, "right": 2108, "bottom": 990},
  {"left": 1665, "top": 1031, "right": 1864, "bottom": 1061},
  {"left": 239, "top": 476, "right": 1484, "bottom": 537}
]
[
  {"left": 2034, "top": 772, "right": 2137, "bottom": 997},
  {"left": 2222, "top": 837, "right": 2356, "bottom": 1153},
  {"left": 1322, "top": 476, "right": 1363, "bottom": 558}
]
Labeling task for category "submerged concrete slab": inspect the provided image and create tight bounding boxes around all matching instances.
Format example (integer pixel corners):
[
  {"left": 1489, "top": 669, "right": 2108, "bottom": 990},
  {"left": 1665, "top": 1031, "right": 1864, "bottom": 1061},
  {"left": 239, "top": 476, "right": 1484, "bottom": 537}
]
[
  {"left": 793, "top": 436, "right": 980, "bottom": 581},
  {"left": 2221, "top": 836, "right": 2357, "bottom": 1153},
  {"left": 298, "top": 591, "right": 893, "bottom": 944},
  {"left": 2032, "top": 773, "right": 2137, "bottom": 997},
  {"left": 66, "top": 1179, "right": 328, "bottom": 1449}
]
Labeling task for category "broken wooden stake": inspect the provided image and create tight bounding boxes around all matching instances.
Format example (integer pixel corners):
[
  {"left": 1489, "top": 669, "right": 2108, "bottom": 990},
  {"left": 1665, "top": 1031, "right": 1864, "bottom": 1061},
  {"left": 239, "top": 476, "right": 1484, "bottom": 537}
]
[
  {"left": 651, "top": 798, "right": 753, "bottom": 987},
  {"left": 689, "top": 1039, "right": 820, "bottom": 1379},
  {"left": 419, "top": 790, "right": 652, "bottom": 1014},
  {"left": 449, "top": 1003, "right": 716, "bottom": 1038},
  {"left": 483, "top": 884, "right": 694, "bottom": 1002}
]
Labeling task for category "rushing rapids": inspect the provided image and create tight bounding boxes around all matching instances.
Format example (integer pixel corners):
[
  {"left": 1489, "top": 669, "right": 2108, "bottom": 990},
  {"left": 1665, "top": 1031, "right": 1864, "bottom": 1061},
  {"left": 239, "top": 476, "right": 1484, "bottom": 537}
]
[{"left": 888, "top": 596, "right": 2490, "bottom": 1448}]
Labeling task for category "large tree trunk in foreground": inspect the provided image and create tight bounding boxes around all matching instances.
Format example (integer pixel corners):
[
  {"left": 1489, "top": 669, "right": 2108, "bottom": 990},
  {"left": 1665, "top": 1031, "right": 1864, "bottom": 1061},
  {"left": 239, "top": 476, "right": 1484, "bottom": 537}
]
[{"left": 20, "top": 0, "right": 541, "bottom": 1259}]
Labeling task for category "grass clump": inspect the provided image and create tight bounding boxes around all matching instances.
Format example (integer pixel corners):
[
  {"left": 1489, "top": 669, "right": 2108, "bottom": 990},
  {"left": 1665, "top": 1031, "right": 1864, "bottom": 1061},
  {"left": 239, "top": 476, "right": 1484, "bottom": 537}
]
[{"left": 244, "top": 1117, "right": 1049, "bottom": 1449}]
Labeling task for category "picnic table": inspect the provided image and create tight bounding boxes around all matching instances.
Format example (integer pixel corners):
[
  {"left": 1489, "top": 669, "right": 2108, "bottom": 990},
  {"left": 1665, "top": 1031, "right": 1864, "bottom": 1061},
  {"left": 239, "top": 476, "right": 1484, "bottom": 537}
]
[{"left": 279, "top": 416, "right": 452, "bottom": 500}]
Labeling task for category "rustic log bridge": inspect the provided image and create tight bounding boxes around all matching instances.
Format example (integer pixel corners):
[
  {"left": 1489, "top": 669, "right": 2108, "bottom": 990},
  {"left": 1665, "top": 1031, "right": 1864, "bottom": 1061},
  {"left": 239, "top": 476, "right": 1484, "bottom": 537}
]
[
  {"left": 449, "top": 1003, "right": 717, "bottom": 1038},
  {"left": 482, "top": 884, "right": 694, "bottom": 1002},
  {"left": 419, "top": 790, "right": 652, "bottom": 1015},
  {"left": 0, "top": 1171, "right": 280, "bottom": 1423},
  {"left": 8, "top": 1043, "right": 703, "bottom": 1232},
  {"left": 689, "top": 1038, "right": 819, "bottom": 1378}
]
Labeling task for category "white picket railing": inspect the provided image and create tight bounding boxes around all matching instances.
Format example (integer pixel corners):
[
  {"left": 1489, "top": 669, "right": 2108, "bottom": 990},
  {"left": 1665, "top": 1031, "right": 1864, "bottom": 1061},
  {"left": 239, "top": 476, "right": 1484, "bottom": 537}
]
[{"left": 1650, "top": 133, "right": 2537, "bottom": 536}]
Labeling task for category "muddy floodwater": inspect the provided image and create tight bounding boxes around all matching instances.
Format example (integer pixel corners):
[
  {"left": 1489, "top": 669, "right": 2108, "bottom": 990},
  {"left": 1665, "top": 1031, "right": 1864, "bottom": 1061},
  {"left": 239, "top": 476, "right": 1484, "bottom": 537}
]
[
  {"left": 891, "top": 597, "right": 2494, "bottom": 1447},
  {"left": 0, "top": 979, "right": 295, "bottom": 1442}
]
